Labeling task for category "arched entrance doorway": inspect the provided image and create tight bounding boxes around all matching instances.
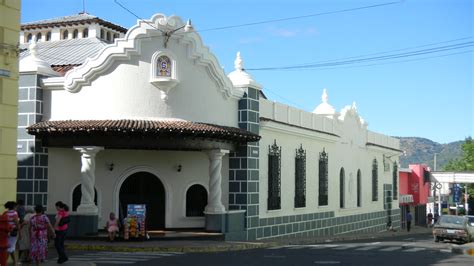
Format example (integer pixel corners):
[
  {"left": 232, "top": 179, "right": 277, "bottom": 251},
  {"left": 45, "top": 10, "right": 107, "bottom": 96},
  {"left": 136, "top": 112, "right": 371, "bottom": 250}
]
[{"left": 119, "top": 172, "right": 165, "bottom": 230}]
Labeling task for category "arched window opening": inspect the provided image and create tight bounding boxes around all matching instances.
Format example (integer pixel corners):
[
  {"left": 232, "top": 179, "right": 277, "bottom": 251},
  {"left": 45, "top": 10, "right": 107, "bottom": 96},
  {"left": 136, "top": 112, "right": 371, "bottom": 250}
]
[
  {"left": 36, "top": 32, "right": 42, "bottom": 42},
  {"left": 46, "top": 31, "right": 51, "bottom": 41},
  {"left": 340, "top": 168, "right": 345, "bottom": 208},
  {"left": 357, "top": 169, "right": 362, "bottom": 207},
  {"left": 372, "top": 158, "right": 378, "bottom": 201},
  {"left": 62, "top": 30, "right": 69, "bottom": 40},
  {"left": 83, "top": 28, "right": 89, "bottom": 38},
  {"left": 100, "top": 29, "right": 105, "bottom": 39},
  {"left": 73, "top": 29, "right": 78, "bottom": 39},
  {"left": 318, "top": 148, "right": 329, "bottom": 206},
  {"left": 294, "top": 144, "right": 306, "bottom": 208},
  {"left": 156, "top": 55, "right": 172, "bottom": 77},
  {"left": 72, "top": 184, "right": 98, "bottom": 212},
  {"left": 26, "top": 33, "right": 33, "bottom": 43},
  {"left": 106, "top": 31, "right": 111, "bottom": 41},
  {"left": 186, "top": 185, "right": 207, "bottom": 217}
]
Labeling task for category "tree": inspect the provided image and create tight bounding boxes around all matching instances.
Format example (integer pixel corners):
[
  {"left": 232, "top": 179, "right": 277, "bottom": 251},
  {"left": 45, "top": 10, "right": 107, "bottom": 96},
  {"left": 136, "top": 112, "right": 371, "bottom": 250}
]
[{"left": 444, "top": 137, "right": 474, "bottom": 214}]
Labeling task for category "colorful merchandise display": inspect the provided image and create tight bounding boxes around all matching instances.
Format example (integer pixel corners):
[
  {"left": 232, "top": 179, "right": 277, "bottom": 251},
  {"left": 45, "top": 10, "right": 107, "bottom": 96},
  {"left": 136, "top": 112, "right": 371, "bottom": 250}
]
[{"left": 123, "top": 204, "right": 146, "bottom": 240}]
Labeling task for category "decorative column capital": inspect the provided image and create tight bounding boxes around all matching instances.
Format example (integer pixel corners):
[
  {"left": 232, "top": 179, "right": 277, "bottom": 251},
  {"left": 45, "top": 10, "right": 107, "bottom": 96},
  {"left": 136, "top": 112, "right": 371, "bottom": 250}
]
[
  {"left": 74, "top": 146, "right": 104, "bottom": 156},
  {"left": 206, "top": 149, "right": 229, "bottom": 160}
]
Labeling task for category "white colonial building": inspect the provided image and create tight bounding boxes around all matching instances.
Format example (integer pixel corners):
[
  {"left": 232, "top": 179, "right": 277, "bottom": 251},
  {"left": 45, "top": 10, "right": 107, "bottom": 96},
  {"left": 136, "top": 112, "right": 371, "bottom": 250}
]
[{"left": 18, "top": 12, "right": 401, "bottom": 240}]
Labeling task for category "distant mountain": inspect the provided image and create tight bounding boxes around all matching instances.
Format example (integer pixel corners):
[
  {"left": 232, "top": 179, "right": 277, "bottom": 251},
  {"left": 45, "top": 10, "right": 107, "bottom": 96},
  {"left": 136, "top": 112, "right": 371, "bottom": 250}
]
[{"left": 396, "top": 137, "right": 463, "bottom": 170}]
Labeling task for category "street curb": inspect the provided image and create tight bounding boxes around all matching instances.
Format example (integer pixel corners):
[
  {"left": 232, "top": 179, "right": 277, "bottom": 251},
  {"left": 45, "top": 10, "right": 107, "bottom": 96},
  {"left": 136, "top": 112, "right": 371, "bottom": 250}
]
[
  {"left": 451, "top": 246, "right": 474, "bottom": 256},
  {"left": 66, "top": 242, "right": 278, "bottom": 253}
]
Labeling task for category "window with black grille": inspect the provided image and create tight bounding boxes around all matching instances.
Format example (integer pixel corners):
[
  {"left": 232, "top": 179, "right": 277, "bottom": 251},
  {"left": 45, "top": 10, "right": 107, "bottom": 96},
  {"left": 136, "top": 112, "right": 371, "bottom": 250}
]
[
  {"left": 372, "top": 158, "right": 378, "bottom": 201},
  {"left": 318, "top": 148, "right": 329, "bottom": 206},
  {"left": 295, "top": 145, "right": 306, "bottom": 208},
  {"left": 357, "top": 169, "right": 362, "bottom": 207},
  {"left": 393, "top": 162, "right": 398, "bottom": 200},
  {"left": 268, "top": 140, "right": 281, "bottom": 210},
  {"left": 340, "top": 167, "right": 345, "bottom": 208},
  {"left": 186, "top": 184, "right": 207, "bottom": 217}
]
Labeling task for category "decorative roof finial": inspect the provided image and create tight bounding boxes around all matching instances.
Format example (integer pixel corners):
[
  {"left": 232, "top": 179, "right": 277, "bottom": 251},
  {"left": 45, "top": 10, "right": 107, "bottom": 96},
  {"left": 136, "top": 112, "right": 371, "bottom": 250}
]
[
  {"left": 352, "top": 101, "right": 357, "bottom": 111},
  {"left": 322, "top": 88, "right": 328, "bottom": 103},
  {"left": 184, "top": 19, "right": 193, "bottom": 32},
  {"left": 234, "top": 51, "right": 243, "bottom": 71}
]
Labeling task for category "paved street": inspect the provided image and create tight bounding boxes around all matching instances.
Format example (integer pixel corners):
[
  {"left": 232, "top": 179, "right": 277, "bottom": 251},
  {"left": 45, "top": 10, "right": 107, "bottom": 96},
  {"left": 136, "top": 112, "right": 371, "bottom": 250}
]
[{"left": 42, "top": 234, "right": 473, "bottom": 266}]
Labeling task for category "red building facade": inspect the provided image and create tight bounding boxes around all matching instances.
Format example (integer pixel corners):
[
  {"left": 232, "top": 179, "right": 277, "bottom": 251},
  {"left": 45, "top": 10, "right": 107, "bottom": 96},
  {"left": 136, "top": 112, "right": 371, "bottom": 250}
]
[{"left": 399, "top": 164, "right": 431, "bottom": 226}]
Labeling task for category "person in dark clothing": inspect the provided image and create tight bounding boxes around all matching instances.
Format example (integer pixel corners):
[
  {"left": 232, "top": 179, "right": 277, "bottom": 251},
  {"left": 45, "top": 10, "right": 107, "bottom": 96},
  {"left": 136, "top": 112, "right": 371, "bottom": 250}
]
[
  {"left": 54, "top": 201, "right": 69, "bottom": 264},
  {"left": 16, "top": 200, "right": 26, "bottom": 223},
  {"left": 406, "top": 210, "right": 413, "bottom": 232}
]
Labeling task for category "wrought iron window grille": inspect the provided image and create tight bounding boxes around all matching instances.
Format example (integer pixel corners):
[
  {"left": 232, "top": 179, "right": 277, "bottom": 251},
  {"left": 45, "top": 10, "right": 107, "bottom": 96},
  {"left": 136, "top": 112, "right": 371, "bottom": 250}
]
[{"left": 268, "top": 139, "right": 281, "bottom": 210}]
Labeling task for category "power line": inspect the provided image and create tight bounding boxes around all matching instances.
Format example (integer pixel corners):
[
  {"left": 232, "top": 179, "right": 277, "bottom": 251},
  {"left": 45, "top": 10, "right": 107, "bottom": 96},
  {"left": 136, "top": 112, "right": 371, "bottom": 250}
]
[
  {"left": 282, "top": 49, "right": 473, "bottom": 72},
  {"left": 287, "top": 36, "right": 473, "bottom": 65},
  {"left": 246, "top": 41, "right": 474, "bottom": 71},
  {"left": 25, "top": 1, "right": 404, "bottom": 51},
  {"left": 113, "top": 0, "right": 165, "bottom": 33},
  {"left": 196, "top": 1, "right": 403, "bottom": 33}
]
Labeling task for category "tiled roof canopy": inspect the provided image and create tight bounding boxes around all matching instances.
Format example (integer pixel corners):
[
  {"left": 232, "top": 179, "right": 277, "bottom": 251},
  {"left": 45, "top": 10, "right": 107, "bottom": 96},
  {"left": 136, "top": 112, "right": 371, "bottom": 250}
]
[
  {"left": 21, "top": 13, "right": 127, "bottom": 33},
  {"left": 27, "top": 120, "right": 261, "bottom": 143}
]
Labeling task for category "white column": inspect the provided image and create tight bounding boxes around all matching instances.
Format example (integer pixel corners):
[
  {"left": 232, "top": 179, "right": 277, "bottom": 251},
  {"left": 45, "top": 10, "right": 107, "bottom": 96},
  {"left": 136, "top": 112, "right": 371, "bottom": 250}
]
[
  {"left": 205, "top": 149, "right": 229, "bottom": 214},
  {"left": 74, "top": 146, "right": 104, "bottom": 214}
]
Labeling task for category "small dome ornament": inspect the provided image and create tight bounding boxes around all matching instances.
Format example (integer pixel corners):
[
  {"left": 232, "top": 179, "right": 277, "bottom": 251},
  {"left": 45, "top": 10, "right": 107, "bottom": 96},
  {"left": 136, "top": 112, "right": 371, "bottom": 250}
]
[
  {"left": 19, "top": 36, "right": 59, "bottom": 76},
  {"left": 312, "top": 89, "right": 336, "bottom": 118},
  {"left": 227, "top": 51, "right": 262, "bottom": 90}
]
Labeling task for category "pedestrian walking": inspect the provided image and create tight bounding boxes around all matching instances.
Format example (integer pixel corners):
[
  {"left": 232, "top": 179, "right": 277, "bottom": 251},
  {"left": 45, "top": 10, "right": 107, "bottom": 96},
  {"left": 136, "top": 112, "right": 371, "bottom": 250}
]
[
  {"left": 3, "top": 201, "right": 20, "bottom": 265},
  {"left": 406, "top": 210, "right": 413, "bottom": 232},
  {"left": 18, "top": 207, "right": 34, "bottom": 263},
  {"left": 16, "top": 200, "right": 26, "bottom": 224},
  {"left": 426, "top": 212, "right": 433, "bottom": 228},
  {"left": 30, "top": 205, "right": 55, "bottom": 266},
  {"left": 54, "top": 201, "right": 69, "bottom": 264},
  {"left": 0, "top": 213, "right": 12, "bottom": 266}
]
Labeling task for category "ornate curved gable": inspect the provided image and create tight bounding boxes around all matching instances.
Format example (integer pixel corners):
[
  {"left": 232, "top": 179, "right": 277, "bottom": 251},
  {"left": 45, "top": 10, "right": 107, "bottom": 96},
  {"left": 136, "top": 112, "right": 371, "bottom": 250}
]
[{"left": 63, "top": 13, "right": 243, "bottom": 99}]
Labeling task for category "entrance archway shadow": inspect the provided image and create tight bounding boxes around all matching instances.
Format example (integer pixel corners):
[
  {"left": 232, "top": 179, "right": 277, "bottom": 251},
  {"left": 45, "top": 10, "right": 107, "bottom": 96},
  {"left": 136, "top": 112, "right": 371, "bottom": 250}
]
[{"left": 119, "top": 171, "right": 165, "bottom": 230}]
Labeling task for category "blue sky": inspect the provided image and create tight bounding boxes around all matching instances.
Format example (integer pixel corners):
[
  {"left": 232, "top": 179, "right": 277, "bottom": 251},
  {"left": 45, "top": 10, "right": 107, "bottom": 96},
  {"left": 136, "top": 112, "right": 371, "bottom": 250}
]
[{"left": 22, "top": 0, "right": 473, "bottom": 144}]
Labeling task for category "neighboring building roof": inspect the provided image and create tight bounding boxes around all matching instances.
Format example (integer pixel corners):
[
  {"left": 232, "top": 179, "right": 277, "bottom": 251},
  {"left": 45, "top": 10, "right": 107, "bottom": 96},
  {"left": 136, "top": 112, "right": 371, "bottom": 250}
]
[
  {"left": 21, "top": 13, "right": 127, "bottom": 33},
  {"left": 51, "top": 64, "right": 81, "bottom": 75},
  {"left": 27, "top": 119, "right": 261, "bottom": 143},
  {"left": 19, "top": 37, "right": 108, "bottom": 66}
]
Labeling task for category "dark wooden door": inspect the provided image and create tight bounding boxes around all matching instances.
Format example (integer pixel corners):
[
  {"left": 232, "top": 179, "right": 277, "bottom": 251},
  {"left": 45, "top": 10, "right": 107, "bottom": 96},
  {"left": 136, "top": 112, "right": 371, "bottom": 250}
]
[{"left": 119, "top": 172, "right": 165, "bottom": 230}]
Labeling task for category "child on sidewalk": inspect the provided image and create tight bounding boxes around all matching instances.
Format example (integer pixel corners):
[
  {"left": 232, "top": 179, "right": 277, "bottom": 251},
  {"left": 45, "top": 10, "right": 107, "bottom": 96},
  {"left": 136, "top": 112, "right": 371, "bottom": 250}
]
[{"left": 106, "top": 212, "right": 120, "bottom": 241}]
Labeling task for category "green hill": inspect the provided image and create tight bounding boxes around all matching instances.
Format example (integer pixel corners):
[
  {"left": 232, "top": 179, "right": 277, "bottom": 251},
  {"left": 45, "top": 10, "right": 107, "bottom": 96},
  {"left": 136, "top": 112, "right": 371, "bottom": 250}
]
[{"left": 396, "top": 137, "right": 463, "bottom": 169}]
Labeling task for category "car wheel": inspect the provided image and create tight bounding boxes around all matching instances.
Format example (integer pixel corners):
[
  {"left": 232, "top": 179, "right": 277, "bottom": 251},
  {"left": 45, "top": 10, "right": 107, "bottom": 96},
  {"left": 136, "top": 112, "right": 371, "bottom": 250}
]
[{"left": 434, "top": 236, "right": 440, "bottom": 242}]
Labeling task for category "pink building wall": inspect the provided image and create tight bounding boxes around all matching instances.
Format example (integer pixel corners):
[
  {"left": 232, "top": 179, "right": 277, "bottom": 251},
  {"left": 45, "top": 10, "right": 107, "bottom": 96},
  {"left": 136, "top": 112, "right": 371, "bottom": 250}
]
[{"left": 398, "top": 164, "right": 431, "bottom": 205}]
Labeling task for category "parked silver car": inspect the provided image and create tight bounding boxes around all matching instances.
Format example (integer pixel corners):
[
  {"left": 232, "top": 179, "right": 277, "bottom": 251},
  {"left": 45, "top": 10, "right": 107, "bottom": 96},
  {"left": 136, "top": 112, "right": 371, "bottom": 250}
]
[{"left": 433, "top": 215, "right": 474, "bottom": 243}]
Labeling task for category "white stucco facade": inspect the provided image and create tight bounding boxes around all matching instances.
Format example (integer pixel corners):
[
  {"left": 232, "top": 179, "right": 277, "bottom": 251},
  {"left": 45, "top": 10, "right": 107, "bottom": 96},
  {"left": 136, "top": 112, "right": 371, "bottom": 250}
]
[
  {"left": 47, "top": 148, "right": 229, "bottom": 228},
  {"left": 21, "top": 12, "right": 402, "bottom": 240}
]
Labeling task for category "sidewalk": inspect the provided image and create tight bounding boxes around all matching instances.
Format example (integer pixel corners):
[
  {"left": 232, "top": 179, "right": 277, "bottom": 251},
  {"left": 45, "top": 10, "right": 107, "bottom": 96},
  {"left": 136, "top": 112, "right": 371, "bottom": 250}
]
[
  {"left": 42, "top": 225, "right": 473, "bottom": 256},
  {"left": 62, "top": 225, "right": 432, "bottom": 253}
]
